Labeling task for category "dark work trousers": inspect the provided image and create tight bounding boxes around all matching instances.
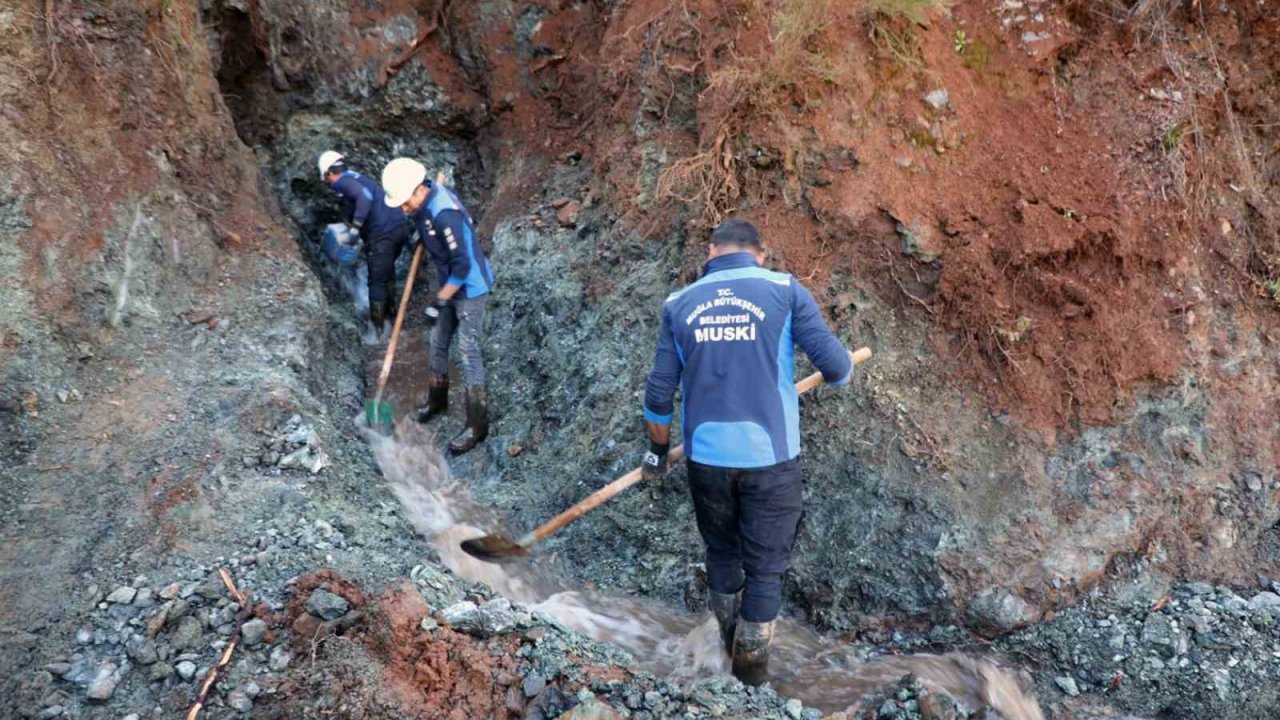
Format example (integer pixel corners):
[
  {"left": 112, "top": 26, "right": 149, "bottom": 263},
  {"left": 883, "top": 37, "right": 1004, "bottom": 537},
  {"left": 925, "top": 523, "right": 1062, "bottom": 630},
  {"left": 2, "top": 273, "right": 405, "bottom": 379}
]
[
  {"left": 428, "top": 295, "right": 488, "bottom": 387},
  {"left": 365, "top": 230, "right": 407, "bottom": 306},
  {"left": 687, "top": 458, "right": 803, "bottom": 623}
]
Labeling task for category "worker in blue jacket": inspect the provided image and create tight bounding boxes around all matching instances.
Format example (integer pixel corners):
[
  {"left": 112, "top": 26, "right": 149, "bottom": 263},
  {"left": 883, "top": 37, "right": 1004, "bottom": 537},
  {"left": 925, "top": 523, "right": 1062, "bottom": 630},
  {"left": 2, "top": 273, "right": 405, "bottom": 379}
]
[
  {"left": 641, "top": 218, "right": 853, "bottom": 686},
  {"left": 382, "top": 158, "right": 496, "bottom": 456},
  {"left": 318, "top": 150, "right": 411, "bottom": 334}
]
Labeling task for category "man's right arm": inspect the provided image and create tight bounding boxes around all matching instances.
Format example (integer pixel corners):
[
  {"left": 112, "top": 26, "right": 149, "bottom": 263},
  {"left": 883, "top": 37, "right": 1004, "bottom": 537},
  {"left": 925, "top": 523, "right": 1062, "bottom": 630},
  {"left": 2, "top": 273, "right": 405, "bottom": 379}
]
[
  {"left": 791, "top": 278, "right": 852, "bottom": 385},
  {"left": 333, "top": 177, "right": 372, "bottom": 230},
  {"left": 642, "top": 306, "right": 681, "bottom": 472}
]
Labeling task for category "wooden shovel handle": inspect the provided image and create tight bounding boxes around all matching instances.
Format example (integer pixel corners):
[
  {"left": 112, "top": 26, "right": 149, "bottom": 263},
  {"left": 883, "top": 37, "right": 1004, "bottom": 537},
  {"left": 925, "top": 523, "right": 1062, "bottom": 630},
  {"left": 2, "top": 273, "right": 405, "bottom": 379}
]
[
  {"left": 525, "top": 347, "right": 873, "bottom": 546},
  {"left": 374, "top": 243, "right": 425, "bottom": 404}
]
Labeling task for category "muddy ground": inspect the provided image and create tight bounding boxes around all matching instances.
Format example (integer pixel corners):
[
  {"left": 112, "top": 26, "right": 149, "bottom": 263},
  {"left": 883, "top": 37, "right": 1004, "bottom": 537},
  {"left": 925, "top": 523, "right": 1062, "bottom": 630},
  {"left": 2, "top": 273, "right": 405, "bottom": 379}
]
[{"left": 3, "top": 1, "right": 1280, "bottom": 719}]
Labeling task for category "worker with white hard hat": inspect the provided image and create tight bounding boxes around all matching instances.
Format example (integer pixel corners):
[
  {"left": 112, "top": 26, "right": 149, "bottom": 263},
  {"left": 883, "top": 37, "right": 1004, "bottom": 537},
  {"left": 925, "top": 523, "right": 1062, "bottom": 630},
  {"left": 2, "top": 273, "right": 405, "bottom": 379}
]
[{"left": 381, "top": 158, "right": 495, "bottom": 455}]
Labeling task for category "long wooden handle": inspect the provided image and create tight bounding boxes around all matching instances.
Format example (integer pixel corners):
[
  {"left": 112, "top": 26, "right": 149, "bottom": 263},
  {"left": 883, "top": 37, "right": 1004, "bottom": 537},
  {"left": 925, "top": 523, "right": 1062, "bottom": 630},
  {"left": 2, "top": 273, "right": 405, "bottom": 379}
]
[
  {"left": 373, "top": 243, "right": 425, "bottom": 404},
  {"left": 522, "top": 347, "right": 873, "bottom": 546}
]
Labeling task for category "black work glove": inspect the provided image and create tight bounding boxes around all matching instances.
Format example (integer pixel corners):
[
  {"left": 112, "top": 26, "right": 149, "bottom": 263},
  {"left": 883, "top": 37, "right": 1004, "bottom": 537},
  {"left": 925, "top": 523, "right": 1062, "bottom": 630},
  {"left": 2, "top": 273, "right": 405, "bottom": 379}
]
[
  {"left": 642, "top": 441, "right": 669, "bottom": 482},
  {"left": 408, "top": 227, "right": 433, "bottom": 250}
]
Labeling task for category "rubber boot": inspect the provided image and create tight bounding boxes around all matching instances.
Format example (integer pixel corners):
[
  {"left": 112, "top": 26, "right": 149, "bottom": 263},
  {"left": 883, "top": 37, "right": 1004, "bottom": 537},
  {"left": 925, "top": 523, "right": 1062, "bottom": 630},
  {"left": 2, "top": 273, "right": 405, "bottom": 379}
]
[
  {"left": 708, "top": 591, "right": 742, "bottom": 656},
  {"left": 369, "top": 301, "right": 390, "bottom": 337},
  {"left": 731, "top": 618, "right": 775, "bottom": 687},
  {"left": 448, "top": 387, "right": 489, "bottom": 455},
  {"left": 415, "top": 373, "right": 450, "bottom": 423}
]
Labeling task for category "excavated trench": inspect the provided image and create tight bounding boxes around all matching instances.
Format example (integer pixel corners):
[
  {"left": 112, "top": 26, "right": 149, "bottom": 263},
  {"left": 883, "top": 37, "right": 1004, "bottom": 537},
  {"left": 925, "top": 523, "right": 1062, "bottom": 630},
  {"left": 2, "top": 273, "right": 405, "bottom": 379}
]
[{"left": 198, "top": 6, "right": 1049, "bottom": 717}]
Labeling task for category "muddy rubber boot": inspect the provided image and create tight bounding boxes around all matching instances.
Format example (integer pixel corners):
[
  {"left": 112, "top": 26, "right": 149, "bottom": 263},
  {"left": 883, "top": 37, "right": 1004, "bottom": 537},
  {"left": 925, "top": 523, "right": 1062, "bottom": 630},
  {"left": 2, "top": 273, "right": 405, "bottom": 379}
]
[
  {"left": 369, "top": 301, "right": 390, "bottom": 337},
  {"left": 731, "top": 619, "right": 775, "bottom": 687},
  {"left": 448, "top": 386, "right": 489, "bottom": 455},
  {"left": 708, "top": 591, "right": 742, "bottom": 656},
  {"left": 415, "top": 373, "right": 449, "bottom": 423}
]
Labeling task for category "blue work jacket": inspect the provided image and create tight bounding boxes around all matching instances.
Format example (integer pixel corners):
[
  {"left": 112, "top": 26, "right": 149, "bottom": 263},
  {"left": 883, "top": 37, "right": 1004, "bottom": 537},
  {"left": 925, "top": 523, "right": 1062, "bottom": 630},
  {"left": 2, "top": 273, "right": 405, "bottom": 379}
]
[{"left": 644, "top": 252, "right": 852, "bottom": 468}]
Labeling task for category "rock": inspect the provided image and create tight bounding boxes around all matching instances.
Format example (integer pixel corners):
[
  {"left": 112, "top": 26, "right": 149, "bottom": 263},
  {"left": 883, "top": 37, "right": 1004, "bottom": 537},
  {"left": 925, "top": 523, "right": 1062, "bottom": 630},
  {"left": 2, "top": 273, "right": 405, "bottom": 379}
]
[
  {"left": 123, "top": 715, "right": 140, "bottom": 720},
  {"left": 146, "top": 606, "right": 169, "bottom": 637},
  {"left": 556, "top": 700, "right": 622, "bottom": 720},
  {"left": 523, "top": 672, "right": 547, "bottom": 698},
  {"left": 306, "top": 589, "right": 350, "bottom": 621},
  {"left": 1247, "top": 591, "right": 1280, "bottom": 612},
  {"left": 150, "top": 662, "right": 174, "bottom": 682},
  {"left": 643, "top": 691, "right": 663, "bottom": 709},
  {"left": 175, "top": 661, "right": 197, "bottom": 681},
  {"left": 556, "top": 200, "right": 581, "bottom": 227},
  {"left": 441, "top": 601, "right": 477, "bottom": 623},
  {"left": 785, "top": 698, "right": 804, "bottom": 719},
  {"left": 75, "top": 628, "right": 94, "bottom": 645},
  {"left": 241, "top": 618, "right": 267, "bottom": 646},
  {"left": 967, "top": 587, "right": 1035, "bottom": 632},
  {"left": 918, "top": 693, "right": 957, "bottom": 720},
  {"left": 228, "top": 690, "right": 253, "bottom": 713},
  {"left": 505, "top": 685, "right": 526, "bottom": 714},
  {"left": 1141, "top": 614, "right": 1176, "bottom": 657},
  {"left": 34, "top": 707, "right": 64, "bottom": 720},
  {"left": 86, "top": 662, "right": 121, "bottom": 701},
  {"left": 306, "top": 450, "right": 331, "bottom": 474},
  {"left": 269, "top": 646, "right": 292, "bottom": 672},
  {"left": 443, "top": 598, "right": 516, "bottom": 637},
  {"left": 45, "top": 663, "right": 71, "bottom": 677},
  {"left": 106, "top": 586, "right": 138, "bottom": 605},
  {"left": 171, "top": 615, "right": 204, "bottom": 651},
  {"left": 286, "top": 425, "right": 313, "bottom": 445},
  {"left": 278, "top": 446, "right": 311, "bottom": 469},
  {"left": 245, "top": 681, "right": 262, "bottom": 698},
  {"left": 132, "top": 587, "right": 155, "bottom": 608},
  {"left": 1054, "top": 676, "right": 1080, "bottom": 697},
  {"left": 924, "top": 89, "right": 950, "bottom": 110},
  {"left": 895, "top": 220, "right": 941, "bottom": 264},
  {"left": 126, "top": 636, "right": 158, "bottom": 665},
  {"left": 1186, "top": 582, "right": 1214, "bottom": 596}
]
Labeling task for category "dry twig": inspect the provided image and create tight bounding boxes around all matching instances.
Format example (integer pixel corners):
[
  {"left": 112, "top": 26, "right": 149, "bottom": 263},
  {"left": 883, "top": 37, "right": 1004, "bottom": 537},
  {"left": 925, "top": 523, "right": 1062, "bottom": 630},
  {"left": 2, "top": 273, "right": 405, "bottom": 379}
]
[
  {"left": 382, "top": 0, "right": 447, "bottom": 83},
  {"left": 185, "top": 568, "right": 252, "bottom": 720}
]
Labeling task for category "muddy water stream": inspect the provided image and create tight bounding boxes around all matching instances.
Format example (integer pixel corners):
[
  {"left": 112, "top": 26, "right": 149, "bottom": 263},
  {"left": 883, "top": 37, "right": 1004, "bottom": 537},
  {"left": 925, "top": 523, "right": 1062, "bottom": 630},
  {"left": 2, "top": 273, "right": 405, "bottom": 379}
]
[{"left": 362, "top": 417, "right": 1046, "bottom": 718}]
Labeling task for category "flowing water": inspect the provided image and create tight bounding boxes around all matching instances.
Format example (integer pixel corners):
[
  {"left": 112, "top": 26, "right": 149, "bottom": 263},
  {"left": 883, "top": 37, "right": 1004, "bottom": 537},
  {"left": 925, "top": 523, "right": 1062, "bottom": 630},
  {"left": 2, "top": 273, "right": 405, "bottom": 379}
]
[{"left": 364, "top": 418, "right": 1046, "bottom": 718}]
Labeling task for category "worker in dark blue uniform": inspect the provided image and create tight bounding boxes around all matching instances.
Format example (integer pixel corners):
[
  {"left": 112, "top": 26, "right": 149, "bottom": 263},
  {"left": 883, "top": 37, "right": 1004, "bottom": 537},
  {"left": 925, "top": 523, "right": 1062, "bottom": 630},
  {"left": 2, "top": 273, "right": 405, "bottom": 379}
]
[
  {"left": 319, "top": 151, "right": 411, "bottom": 334},
  {"left": 641, "top": 219, "right": 853, "bottom": 686},
  {"left": 382, "top": 158, "right": 496, "bottom": 456}
]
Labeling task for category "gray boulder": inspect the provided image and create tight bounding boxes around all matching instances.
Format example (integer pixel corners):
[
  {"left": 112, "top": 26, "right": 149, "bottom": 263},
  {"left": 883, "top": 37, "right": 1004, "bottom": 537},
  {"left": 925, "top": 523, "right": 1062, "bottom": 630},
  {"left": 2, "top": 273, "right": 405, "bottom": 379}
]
[{"left": 305, "top": 589, "right": 349, "bottom": 621}]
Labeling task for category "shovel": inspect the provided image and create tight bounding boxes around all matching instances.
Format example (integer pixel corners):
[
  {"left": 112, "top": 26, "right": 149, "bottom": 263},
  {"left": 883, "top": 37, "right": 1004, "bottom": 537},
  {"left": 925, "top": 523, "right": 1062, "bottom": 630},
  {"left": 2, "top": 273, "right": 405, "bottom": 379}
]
[
  {"left": 461, "top": 346, "right": 873, "bottom": 563},
  {"left": 365, "top": 243, "right": 425, "bottom": 433}
]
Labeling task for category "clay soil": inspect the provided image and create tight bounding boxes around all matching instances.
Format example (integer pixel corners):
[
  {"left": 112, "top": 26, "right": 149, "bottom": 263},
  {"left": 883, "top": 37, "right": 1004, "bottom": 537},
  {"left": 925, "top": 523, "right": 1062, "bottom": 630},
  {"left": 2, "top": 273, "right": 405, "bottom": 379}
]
[{"left": 434, "top": 0, "right": 1280, "bottom": 432}]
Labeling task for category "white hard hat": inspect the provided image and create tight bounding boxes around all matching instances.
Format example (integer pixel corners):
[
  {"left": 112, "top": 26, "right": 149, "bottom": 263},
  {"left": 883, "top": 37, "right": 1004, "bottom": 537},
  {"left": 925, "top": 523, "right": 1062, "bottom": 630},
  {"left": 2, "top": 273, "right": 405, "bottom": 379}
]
[
  {"left": 317, "top": 150, "right": 345, "bottom": 178},
  {"left": 382, "top": 157, "right": 427, "bottom": 207}
]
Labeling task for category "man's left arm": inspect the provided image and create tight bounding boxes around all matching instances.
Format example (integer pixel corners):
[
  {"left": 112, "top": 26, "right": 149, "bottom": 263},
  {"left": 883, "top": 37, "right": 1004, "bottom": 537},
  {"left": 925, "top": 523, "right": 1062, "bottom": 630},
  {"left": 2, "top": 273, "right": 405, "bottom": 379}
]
[{"left": 791, "top": 278, "right": 853, "bottom": 385}]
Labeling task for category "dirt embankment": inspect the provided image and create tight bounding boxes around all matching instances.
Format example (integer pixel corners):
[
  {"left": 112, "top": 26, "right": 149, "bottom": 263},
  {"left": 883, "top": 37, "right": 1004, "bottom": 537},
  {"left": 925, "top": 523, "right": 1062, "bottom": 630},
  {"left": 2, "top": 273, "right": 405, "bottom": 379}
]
[
  {"left": 3, "top": 1, "right": 1280, "bottom": 719},
  {"left": 268, "top": 0, "right": 1280, "bottom": 625},
  {"left": 76, "top": 0, "right": 1274, "bottom": 633}
]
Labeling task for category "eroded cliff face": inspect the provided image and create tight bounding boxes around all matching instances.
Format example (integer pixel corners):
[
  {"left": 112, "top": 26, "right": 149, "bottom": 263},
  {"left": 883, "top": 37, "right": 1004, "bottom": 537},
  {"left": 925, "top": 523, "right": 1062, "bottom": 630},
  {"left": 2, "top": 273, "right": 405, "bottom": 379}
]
[{"left": 2, "top": 0, "right": 1280, "bottom": 718}]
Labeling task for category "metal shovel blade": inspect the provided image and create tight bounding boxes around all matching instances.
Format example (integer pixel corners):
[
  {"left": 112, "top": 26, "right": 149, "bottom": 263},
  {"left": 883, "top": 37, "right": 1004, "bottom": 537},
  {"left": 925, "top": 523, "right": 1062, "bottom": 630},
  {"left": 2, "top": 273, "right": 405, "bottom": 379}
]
[
  {"left": 364, "top": 399, "right": 394, "bottom": 434},
  {"left": 460, "top": 533, "right": 533, "bottom": 563}
]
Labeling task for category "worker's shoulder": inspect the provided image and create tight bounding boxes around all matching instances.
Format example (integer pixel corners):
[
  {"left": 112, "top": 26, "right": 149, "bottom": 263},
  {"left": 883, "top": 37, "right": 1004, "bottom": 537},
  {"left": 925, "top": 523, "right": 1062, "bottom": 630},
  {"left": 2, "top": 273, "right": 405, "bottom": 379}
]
[
  {"left": 427, "top": 186, "right": 465, "bottom": 215},
  {"left": 337, "top": 172, "right": 377, "bottom": 195},
  {"left": 663, "top": 267, "right": 792, "bottom": 305}
]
